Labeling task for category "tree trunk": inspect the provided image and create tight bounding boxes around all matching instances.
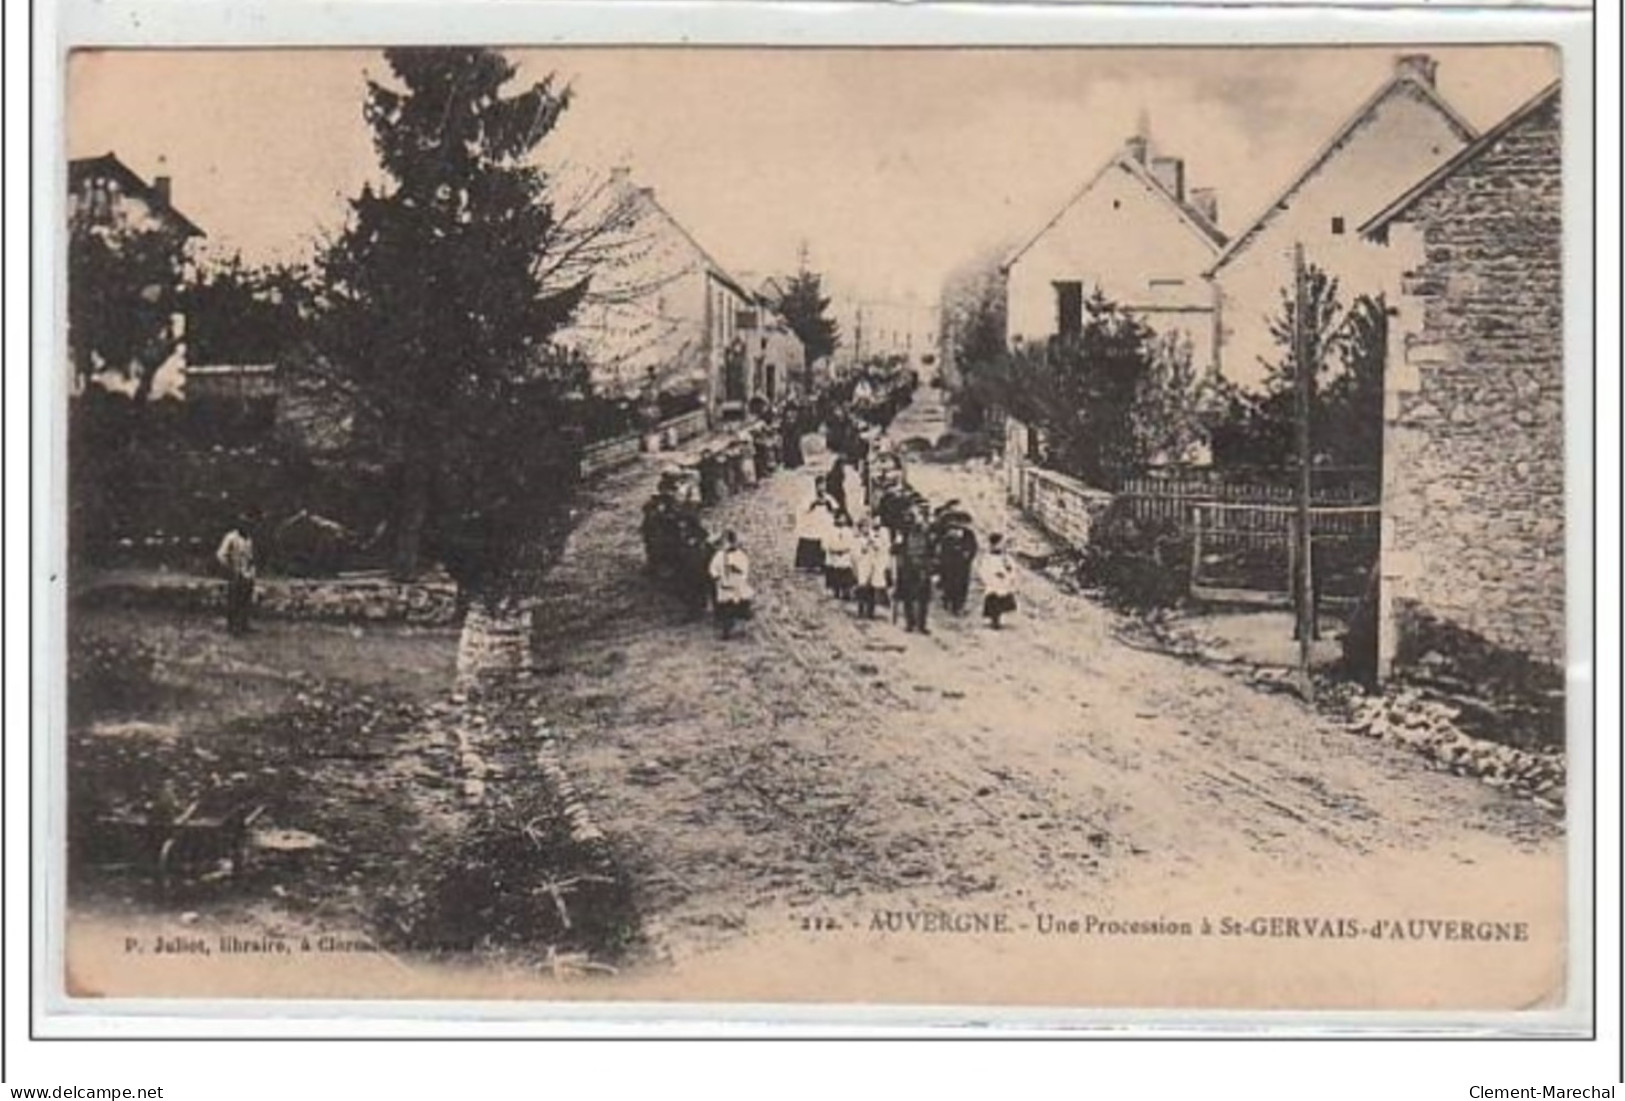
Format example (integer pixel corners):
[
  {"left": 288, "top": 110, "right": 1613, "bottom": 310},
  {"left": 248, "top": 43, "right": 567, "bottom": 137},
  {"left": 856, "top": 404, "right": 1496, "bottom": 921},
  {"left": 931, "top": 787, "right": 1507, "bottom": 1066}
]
[
  {"left": 454, "top": 596, "right": 533, "bottom": 696},
  {"left": 391, "top": 451, "right": 432, "bottom": 580}
]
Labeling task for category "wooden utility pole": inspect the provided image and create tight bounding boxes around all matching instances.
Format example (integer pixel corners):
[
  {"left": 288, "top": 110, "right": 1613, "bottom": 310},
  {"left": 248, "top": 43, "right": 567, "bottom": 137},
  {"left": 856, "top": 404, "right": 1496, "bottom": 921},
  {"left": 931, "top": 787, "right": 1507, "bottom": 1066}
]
[{"left": 1292, "top": 242, "right": 1316, "bottom": 703}]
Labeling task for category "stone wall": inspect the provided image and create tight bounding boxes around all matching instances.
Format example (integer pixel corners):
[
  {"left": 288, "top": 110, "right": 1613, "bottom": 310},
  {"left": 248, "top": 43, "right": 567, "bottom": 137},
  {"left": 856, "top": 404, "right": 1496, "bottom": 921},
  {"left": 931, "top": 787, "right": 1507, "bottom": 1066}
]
[
  {"left": 579, "top": 434, "right": 643, "bottom": 478},
  {"left": 454, "top": 605, "right": 533, "bottom": 694},
  {"left": 579, "top": 409, "right": 714, "bottom": 478},
  {"left": 1376, "top": 88, "right": 1564, "bottom": 675},
  {"left": 75, "top": 572, "right": 461, "bottom": 626},
  {"left": 1003, "top": 419, "right": 1031, "bottom": 504},
  {"left": 1002, "top": 421, "right": 1114, "bottom": 552},
  {"left": 661, "top": 408, "right": 710, "bottom": 447},
  {"left": 1021, "top": 467, "right": 1115, "bottom": 551}
]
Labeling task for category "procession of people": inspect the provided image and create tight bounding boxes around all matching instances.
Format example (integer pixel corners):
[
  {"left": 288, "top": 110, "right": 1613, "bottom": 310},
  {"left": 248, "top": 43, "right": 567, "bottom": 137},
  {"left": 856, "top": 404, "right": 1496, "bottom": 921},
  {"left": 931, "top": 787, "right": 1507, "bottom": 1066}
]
[
  {"left": 639, "top": 368, "right": 1016, "bottom": 643},
  {"left": 782, "top": 391, "right": 1018, "bottom": 638}
]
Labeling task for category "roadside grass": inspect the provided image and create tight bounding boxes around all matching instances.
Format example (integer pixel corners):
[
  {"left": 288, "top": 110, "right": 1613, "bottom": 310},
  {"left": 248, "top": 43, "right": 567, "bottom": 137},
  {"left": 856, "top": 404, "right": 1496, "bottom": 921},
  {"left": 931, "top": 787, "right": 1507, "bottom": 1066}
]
[{"left": 67, "top": 605, "right": 642, "bottom": 973}]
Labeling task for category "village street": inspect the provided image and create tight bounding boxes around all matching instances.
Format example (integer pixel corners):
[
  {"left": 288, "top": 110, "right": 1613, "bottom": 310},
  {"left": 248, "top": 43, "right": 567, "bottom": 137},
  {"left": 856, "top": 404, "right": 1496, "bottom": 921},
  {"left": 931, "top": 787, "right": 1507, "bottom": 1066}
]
[{"left": 529, "top": 385, "right": 1564, "bottom": 1007}]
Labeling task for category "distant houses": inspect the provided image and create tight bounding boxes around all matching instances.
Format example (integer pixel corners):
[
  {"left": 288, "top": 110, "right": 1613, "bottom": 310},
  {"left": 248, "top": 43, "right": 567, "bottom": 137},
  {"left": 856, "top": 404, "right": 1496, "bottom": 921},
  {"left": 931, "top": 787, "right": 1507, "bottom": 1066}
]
[
  {"left": 555, "top": 169, "right": 802, "bottom": 421},
  {"left": 833, "top": 295, "right": 936, "bottom": 371},
  {"left": 1003, "top": 130, "right": 1226, "bottom": 372},
  {"left": 68, "top": 152, "right": 204, "bottom": 401},
  {"left": 985, "top": 54, "right": 1487, "bottom": 394},
  {"left": 69, "top": 152, "right": 203, "bottom": 240},
  {"left": 957, "top": 54, "right": 1566, "bottom": 681},
  {"left": 1360, "top": 82, "right": 1564, "bottom": 679},
  {"left": 1206, "top": 54, "right": 1477, "bottom": 391},
  {"left": 732, "top": 272, "right": 809, "bottom": 408}
]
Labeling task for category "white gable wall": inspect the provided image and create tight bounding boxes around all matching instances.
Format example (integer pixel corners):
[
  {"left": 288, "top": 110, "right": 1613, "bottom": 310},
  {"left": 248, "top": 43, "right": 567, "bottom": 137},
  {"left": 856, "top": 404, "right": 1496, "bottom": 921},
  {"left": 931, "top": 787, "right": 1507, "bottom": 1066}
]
[
  {"left": 557, "top": 187, "right": 721, "bottom": 398},
  {"left": 1006, "top": 159, "right": 1219, "bottom": 372},
  {"left": 1211, "top": 83, "right": 1472, "bottom": 392}
]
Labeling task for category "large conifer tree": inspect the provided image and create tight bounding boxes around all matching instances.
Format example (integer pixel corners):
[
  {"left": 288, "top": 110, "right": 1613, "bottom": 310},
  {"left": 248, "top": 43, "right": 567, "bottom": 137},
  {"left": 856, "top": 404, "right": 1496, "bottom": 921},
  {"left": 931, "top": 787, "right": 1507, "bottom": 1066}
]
[{"left": 316, "top": 48, "right": 588, "bottom": 585}]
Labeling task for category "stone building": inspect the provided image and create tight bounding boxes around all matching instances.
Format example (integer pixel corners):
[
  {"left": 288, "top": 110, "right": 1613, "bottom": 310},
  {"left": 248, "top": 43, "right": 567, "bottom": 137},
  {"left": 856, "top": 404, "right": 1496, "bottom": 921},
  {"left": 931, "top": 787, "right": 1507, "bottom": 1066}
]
[
  {"left": 1360, "top": 82, "right": 1564, "bottom": 680},
  {"left": 1002, "top": 131, "right": 1226, "bottom": 373},
  {"left": 1206, "top": 54, "right": 1477, "bottom": 392}
]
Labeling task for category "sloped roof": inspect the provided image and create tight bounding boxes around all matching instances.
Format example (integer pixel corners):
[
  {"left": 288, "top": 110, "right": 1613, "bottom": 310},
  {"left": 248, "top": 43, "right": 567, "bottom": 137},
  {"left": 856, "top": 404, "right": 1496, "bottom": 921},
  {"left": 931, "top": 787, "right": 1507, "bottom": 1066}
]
[
  {"left": 635, "top": 188, "right": 751, "bottom": 301},
  {"left": 1002, "top": 147, "right": 1226, "bottom": 273},
  {"left": 1361, "top": 81, "right": 1561, "bottom": 238},
  {"left": 1206, "top": 72, "right": 1477, "bottom": 274},
  {"left": 68, "top": 152, "right": 204, "bottom": 237}
]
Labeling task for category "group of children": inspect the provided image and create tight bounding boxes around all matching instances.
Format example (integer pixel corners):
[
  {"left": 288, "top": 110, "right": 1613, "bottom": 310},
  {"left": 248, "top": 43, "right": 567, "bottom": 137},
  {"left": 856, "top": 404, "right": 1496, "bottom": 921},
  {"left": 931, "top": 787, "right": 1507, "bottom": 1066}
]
[
  {"left": 794, "top": 463, "right": 1020, "bottom": 633},
  {"left": 796, "top": 479, "right": 890, "bottom": 612}
]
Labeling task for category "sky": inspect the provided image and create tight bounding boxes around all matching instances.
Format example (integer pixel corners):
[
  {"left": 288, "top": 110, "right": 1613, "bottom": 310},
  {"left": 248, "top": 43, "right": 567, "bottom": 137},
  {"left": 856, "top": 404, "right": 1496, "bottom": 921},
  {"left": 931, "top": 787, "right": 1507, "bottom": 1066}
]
[{"left": 67, "top": 45, "right": 1560, "bottom": 313}]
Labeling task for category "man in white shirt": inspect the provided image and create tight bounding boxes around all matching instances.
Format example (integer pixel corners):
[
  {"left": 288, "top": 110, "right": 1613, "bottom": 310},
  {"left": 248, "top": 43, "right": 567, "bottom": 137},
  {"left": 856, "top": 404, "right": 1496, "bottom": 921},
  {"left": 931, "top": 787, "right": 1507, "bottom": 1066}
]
[{"left": 216, "top": 512, "right": 258, "bottom": 635}]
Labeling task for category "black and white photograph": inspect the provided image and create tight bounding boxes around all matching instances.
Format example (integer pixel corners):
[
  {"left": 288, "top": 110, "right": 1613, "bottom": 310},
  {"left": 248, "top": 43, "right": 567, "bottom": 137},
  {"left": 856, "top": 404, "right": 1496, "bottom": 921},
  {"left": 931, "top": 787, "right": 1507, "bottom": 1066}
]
[{"left": 55, "top": 41, "right": 1575, "bottom": 1012}]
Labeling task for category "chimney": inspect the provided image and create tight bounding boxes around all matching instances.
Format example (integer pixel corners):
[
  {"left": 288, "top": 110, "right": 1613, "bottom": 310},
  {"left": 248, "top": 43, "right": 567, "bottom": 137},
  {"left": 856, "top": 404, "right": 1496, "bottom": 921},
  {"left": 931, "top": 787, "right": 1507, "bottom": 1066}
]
[
  {"left": 1189, "top": 187, "right": 1219, "bottom": 226},
  {"left": 1123, "top": 134, "right": 1149, "bottom": 164},
  {"left": 609, "top": 165, "right": 631, "bottom": 185},
  {"left": 1150, "top": 156, "right": 1185, "bottom": 202},
  {"left": 1394, "top": 53, "right": 1438, "bottom": 88},
  {"left": 152, "top": 175, "right": 172, "bottom": 208},
  {"left": 637, "top": 186, "right": 655, "bottom": 201}
]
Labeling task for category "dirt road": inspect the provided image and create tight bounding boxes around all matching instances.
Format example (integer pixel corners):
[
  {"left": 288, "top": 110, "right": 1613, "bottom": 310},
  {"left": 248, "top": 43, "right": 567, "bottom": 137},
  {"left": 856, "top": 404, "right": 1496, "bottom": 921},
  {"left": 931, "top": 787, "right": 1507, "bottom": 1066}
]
[{"left": 529, "top": 393, "right": 1565, "bottom": 1008}]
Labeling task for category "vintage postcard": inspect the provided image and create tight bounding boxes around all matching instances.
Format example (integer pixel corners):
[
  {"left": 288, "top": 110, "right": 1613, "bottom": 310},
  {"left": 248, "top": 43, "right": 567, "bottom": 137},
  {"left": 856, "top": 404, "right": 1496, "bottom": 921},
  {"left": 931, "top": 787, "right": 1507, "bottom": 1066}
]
[{"left": 53, "top": 39, "right": 1582, "bottom": 1020}]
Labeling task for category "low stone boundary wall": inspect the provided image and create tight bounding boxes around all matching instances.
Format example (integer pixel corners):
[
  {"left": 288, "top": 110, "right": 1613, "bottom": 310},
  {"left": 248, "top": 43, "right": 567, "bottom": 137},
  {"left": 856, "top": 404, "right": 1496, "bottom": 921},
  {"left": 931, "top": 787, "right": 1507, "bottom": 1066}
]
[
  {"left": 660, "top": 409, "right": 710, "bottom": 448},
  {"left": 74, "top": 572, "right": 460, "bottom": 626},
  {"left": 580, "top": 410, "right": 714, "bottom": 478},
  {"left": 579, "top": 434, "right": 644, "bottom": 478},
  {"left": 1012, "top": 465, "right": 1114, "bottom": 552}
]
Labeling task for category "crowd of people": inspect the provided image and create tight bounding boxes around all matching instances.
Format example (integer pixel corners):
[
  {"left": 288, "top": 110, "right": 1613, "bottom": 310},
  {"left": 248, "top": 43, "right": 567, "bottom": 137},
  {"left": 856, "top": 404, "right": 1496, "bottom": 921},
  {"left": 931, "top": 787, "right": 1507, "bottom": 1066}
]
[
  {"left": 792, "top": 439, "right": 1019, "bottom": 635},
  {"left": 639, "top": 365, "right": 1014, "bottom": 643},
  {"left": 641, "top": 408, "right": 798, "bottom": 639}
]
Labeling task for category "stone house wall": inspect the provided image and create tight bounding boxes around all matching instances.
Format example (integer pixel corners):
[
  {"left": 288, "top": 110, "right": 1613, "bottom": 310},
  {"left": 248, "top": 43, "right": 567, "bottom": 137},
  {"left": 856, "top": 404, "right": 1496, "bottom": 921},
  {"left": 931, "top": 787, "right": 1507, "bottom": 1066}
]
[{"left": 1374, "top": 89, "right": 1564, "bottom": 676}]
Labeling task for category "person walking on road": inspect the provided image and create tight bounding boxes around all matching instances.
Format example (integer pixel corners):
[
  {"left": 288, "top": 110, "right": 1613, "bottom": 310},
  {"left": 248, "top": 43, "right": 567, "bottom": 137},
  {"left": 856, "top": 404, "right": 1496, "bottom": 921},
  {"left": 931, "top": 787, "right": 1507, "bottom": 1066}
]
[
  {"left": 892, "top": 506, "right": 935, "bottom": 635},
  {"left": 823, "top": 513, "right": 858, "bottom": 601},
  {"left": 709, "top": 530, "right": 754, "bottom": 640},
  {"left": 979, "top": 533, "right": 1019, "bottom": 630},
  {"left": 673, "top": 505, "right": 714, "bottom": 620},
  {"left": 852, "top": 517, "right": 889, "bottom": 620},
  {"left": 795, "top": 477, "right": 837, "bottom": 572},
  {"left": 934, "top": 508, "right": 978, "bottom": 616},
  {"left": 827, "top": 455, "right": 849, "bottom": 521},
  {"left": 216, "top": 511, "right": 258, "bottom": 636},
  {"left": 780, "top": 402, "right": 806, "bottom": 470}
]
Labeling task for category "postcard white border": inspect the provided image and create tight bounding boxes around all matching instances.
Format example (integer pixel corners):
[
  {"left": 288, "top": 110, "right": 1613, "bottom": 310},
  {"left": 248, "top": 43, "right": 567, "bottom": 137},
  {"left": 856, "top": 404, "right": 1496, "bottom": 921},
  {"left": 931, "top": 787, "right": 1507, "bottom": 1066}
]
[{"left": 28, "top": 0, "right": 1601, "bottom": 1040}]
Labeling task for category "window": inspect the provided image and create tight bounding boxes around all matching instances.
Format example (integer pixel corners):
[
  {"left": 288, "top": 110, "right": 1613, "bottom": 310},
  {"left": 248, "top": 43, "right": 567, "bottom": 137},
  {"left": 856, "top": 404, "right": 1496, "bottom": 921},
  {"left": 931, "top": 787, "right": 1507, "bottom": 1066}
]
[
  {"left": 1331, "top": 216, "right": 1346, "bottom": 235},
  {"left": 1054, "top": 281, "right": 1084, "bottom": 337}
]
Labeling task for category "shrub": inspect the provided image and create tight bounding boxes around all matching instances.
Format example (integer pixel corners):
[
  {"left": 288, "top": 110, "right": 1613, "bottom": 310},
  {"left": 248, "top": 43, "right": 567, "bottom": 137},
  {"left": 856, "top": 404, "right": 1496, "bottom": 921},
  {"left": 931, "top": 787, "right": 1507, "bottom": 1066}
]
[
  {"left": 1078, "top": 506, "right": 1190, "bottom": 611},
  {"left": 917, "top": 428, "right": 996, "bottom": 464},
  {"left": 371, "top": 802, "right": 638, "bottom": 960}
]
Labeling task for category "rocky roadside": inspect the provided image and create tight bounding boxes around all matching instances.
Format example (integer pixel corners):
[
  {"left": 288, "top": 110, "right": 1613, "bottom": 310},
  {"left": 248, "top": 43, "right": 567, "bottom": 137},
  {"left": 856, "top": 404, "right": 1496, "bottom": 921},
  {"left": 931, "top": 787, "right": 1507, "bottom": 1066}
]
[
  {"left": 1117, "top": 611, "right": 1567, "bottom": 815},
  {"left": 371, "top": 685, "right": 642, "bottom": 974}
]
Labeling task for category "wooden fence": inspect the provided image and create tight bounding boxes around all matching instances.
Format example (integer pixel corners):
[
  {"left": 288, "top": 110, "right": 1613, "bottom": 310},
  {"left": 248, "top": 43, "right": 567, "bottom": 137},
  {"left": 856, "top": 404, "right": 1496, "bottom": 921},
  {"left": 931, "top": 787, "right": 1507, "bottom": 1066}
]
[
  {"left": 1116, "top": 471, "right": 1378, "bottom": 531},
  {"left": 997, "top": 418, "right": 1382, "bottom": 606},
  {"left": 1188, "top": 500, "right": 1380, "bottom": 607}
]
